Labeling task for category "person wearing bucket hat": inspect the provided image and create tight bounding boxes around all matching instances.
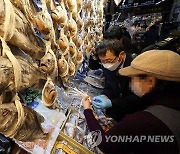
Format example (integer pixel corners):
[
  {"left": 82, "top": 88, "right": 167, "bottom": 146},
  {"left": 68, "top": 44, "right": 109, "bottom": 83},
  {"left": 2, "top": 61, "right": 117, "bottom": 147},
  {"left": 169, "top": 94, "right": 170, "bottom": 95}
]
[{"left": 82, "top": 50, "right": 180, "bottom": 154}]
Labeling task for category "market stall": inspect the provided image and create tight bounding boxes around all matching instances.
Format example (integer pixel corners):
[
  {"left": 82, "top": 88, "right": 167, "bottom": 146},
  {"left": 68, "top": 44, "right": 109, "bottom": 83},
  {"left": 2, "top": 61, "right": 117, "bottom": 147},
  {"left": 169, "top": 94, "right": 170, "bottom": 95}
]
[{"left": 0, "top": 0, "right": 112, "bottom": 153}]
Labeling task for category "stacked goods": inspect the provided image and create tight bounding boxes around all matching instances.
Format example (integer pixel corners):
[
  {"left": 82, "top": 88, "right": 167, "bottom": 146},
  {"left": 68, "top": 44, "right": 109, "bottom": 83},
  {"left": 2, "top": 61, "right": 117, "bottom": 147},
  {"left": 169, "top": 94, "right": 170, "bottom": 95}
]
[{"left": 0, "top": 0, "right": 107, "bottom": 144}]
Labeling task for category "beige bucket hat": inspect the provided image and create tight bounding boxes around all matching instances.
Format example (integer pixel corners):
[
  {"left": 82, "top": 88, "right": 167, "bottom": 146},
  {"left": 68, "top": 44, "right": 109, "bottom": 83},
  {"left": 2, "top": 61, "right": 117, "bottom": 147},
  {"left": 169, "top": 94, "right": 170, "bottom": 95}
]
[{"left": 119, "top": 50, "right": 180, "bottom": 82}]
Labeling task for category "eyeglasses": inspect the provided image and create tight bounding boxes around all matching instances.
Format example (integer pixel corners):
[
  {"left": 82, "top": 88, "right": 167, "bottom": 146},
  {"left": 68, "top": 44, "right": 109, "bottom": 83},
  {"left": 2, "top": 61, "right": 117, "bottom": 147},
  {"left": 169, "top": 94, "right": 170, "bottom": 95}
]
[{"left": 102, "top": 56, "right": 118, "bottom": 64}]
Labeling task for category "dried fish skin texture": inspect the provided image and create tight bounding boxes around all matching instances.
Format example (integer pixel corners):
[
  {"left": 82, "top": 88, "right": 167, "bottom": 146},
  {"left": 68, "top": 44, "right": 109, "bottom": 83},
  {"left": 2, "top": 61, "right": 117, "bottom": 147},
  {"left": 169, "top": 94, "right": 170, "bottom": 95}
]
[
  {"left": 0, "top": 56, "right": 46, "bottom": 94},
  {"left": 0, "top": 103, "right": 46, "bottom": 142},
  {"left": 40, "top": 52, "right": 55, "bottom": 75}
]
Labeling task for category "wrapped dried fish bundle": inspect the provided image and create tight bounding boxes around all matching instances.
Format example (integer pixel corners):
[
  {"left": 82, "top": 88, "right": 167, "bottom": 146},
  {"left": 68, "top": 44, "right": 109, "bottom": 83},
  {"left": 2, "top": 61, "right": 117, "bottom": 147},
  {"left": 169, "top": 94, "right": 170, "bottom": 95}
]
[
  {"left": 69, "top": 38, "right": 77, "bottom": 59},
  {"left": 33, "top": 12, "right": 51, "bottom": 41},
  {"left": 76, "top": 0, "right": 82, "bottom": 13},
  {"left": 68, "top": 13, "right": 77, "bottom": 38},
  {"left": 75, "top": 51, "right": 83, "bottom": 70},
  {"left": 73, "top": 35, "right": 83, "bottom": 49},
  {"left": 72, "top": 57, "right": 77, "bottom": 66},
  {"left": 83, "top": 1, "right": 91, "bottom": 12},
  {"left": 32, "top": 3, "right": 57, "bottom": 50},
  {"left": 68, "top": 60, "right": 76, "bottom": 77},
  {"left": 58, "top": 28, "right": 69, "bottom": 53},
  {"left": 63, "top": 52, "right": 69, "bottom": 61},
  {"left": 76, "top": 15, "right": 84, "bottom": 32},
  {"left": 51, "top": 5, "right": 68, "bottom": 28},
  {"left": 58, "top": 55, "right": 69, "bottom": 77},
  {"left": 42, "top": 78, "right": 57, "bottom": 107},
  {"left": 0, "top": 1, "right": 45, "bottom": 58},
  {"left": 0, "top": 99, "right": 47, "bottom": 142},
  {"left": 0, "top": 56, "right": 46, "bottom": 99},
  {"left": 66, "top": 0, "right": 77, "bottom": 13},
  {"left": 40, "top": 52, "right": 55, "bottom": 75},
  {"left": 87, "top": 32, "right": 94, "bottom": 42}
]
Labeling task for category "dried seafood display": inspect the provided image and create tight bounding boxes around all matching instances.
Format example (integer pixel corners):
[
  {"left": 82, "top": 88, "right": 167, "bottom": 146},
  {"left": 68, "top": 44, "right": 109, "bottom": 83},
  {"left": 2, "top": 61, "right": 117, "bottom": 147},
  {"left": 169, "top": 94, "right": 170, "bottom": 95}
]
[
  {"left": 0, "top": 0, "right": 108, "bottom": 152},
  {"left": 42, "top": 77, "right": 57, "bottom": 107},
  {"left": 0, "top": 96, "right": 47, "bottom": 142},
  {"left": 57, "top": 84, "right": 114, "bottom": 154}
]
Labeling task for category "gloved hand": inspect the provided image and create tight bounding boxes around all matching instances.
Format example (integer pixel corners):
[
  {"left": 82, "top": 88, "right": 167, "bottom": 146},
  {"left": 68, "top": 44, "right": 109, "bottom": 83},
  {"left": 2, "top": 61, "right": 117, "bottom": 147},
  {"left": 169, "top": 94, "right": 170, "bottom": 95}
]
[{"left": 92, "top": 95, "right": 112, "bottom": 109}]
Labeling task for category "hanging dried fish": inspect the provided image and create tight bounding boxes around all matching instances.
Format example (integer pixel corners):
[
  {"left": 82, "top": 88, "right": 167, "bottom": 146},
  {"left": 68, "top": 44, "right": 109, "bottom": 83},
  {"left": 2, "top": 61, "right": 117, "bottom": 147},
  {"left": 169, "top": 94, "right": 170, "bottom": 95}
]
[
  {"left": 0, "top": 55, "right": 47, "bottom": 101},
  {"left": 0, "top": 97, "right": 47, "bottom": 142},
  {"left": 76, "top": 0, "right": 82, "bottom": 13},
  {"left": 69, "top": 38, "right": 77, "bottom": 59},
  {"left": 76, "top": 14, "right": 84, "bottom": 32},
  {"left": 58, "top": 28, "right": 69, "bottom": 54},
  {"left": 51, "top": 5, "right": 68, "bottom": 28},
  {"left": 68, "top": 13, "right": 77, "bottom": 38},
  {"left": 68, "top": 59, "right": 76, "bottom": 77},
  {"left": 42, "top": 77, "right": 57, "bottom": 107},
  {"left": 0, "top": 0, "right": 45, "bottom": 59},
  {"left": 40, "top": 52, "right": 55, "bottom": 75},
  {"left": 58, "top": 55, "right": 69, "bottom": 77},
  {"left": 33, "top": 1, "right": 57, "bottom": 51}
]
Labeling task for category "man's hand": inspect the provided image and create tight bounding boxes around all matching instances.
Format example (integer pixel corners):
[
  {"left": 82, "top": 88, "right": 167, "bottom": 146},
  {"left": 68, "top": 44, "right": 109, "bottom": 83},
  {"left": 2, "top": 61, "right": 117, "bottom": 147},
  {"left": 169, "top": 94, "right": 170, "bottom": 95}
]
[{"left": 92, "top": 95, "right": 112, "bottom": 109}]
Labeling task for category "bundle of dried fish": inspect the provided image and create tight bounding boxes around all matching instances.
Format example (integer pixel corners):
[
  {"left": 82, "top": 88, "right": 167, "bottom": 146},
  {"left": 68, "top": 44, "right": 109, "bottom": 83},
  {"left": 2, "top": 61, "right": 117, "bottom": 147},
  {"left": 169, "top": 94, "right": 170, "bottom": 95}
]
[
  {"left": 58, "top": 28, "right": 69, "bottom": 54},
  {"left": 44, "top": 0, "right": 56, "bottom": 10},
  {"left": 0, "top": 56, "right": 46, "bottom": 102},
  {"left": 76, "top": 14, "right": 84, "bottom": 32},
  {"left": 42, "top": 77, "right": 57, "bottom": 107},
  {"left": 73, "top": 35, "right": 83, "bottom": 49},
  {"left": 58, "top": 55, "right": 69, "bottom": 77},
  {"left": 66, "top": 0, "right": 77, "bottom": 14},
  {"left": 33, "top": 1, "right": 57, "bottom": 50},
  {"left": 68, "top": 60, "right": 76, "bottom": 77},
  {"left": 40, "top": 41, "right": 58, "bottom": 82},
  {"left": 75, "top": 51, "right": 83, "bottom": 69},
  {"left": 76, "top": 0, "right": 82, "bottom": 13},
  {"left": 51, "top": 5, "right": 68, "bottom": 28},
  {"left": 68, "top": 13, "right": 77, "bottom": 38},
  {"left": 0, "top": 0, "right": 15, "bottom": 41},
  {"left": 0, "top": 97, "right": 47, "bottom": 142},
  {"left": 69, "top": 38, "right": 77, "bottom": 59},
  {"left": 61, "top": 75, "right": 69, "bottom": 83},
  {"left": 10, "top": 0, "right": 39, "bottom": 23},
  {"left": 40, "top": 52, "right": 55, "bottom": 75},
  {"left": 0, "top": 0, "right": 45, "bottom": 59}
]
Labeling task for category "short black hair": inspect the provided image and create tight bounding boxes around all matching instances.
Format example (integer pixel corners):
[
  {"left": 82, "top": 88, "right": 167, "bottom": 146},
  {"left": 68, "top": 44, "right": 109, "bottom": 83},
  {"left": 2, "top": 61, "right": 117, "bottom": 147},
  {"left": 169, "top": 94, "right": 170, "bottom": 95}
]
[
  {"left": 104, "top": 26, "right": 123, "bottom": 40},
  {"left": 95, "top": 39, "right": 125, "bottom": 57}
]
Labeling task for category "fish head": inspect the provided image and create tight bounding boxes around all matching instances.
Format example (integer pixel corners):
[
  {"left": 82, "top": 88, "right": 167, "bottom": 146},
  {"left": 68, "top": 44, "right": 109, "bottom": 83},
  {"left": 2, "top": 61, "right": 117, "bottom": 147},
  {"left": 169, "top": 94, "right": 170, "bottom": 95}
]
[{"left": 40, "top": 52, "right": 55, "bottom": 74}]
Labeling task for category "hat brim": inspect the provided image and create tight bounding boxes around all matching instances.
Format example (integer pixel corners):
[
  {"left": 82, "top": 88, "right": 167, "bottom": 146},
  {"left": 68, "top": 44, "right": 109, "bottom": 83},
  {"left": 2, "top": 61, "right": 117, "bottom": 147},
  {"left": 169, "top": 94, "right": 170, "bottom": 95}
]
[
  {"left": 119, "top": 66, "right": 180, "bottom": 82},
  {"left": 119, "top": 66, "right": 146, "bottom": 76}
]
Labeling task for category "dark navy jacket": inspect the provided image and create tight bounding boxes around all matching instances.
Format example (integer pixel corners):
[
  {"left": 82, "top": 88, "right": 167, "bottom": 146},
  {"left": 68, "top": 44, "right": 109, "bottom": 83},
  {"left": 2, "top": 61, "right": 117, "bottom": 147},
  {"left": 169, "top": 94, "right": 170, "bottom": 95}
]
[{"left": 89, "top": 54, "right": 140, "bottom": 121}]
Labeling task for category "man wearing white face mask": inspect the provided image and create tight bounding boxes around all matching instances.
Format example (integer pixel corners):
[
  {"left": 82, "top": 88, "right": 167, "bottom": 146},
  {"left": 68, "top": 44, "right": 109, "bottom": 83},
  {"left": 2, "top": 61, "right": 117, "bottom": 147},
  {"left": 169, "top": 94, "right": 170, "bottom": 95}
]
[{"left": 89, "top": 39, "right": 140, "bottom": 121}]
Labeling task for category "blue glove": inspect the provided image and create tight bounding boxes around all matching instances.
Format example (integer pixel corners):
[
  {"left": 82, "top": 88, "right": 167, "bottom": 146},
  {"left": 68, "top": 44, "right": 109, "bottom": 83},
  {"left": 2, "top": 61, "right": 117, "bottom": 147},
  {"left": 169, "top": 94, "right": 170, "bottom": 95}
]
[{"left": 92, "top": 95, "right": 112, "bottom": 109}]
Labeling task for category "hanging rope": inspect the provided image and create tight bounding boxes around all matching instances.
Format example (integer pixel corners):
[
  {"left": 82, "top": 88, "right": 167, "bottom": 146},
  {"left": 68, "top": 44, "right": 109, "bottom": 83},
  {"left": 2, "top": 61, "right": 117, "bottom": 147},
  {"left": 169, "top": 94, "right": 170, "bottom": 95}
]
[
  {"left": 0, "top": 37, "right": 22, "bottom": 91},
  {"left": 3, "top": 0, "right": 15, "bottom": 41},
  {"left": 4, "top": 94, "right": 25, "bottom": 138}
]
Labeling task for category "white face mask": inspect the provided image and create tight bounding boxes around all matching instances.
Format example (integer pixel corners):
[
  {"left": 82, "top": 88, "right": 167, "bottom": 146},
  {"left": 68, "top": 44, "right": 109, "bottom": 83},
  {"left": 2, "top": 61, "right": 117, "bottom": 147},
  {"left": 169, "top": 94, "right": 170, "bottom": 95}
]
[{"left": 102, "top": 61, "right": 121, "bottom": 71}]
